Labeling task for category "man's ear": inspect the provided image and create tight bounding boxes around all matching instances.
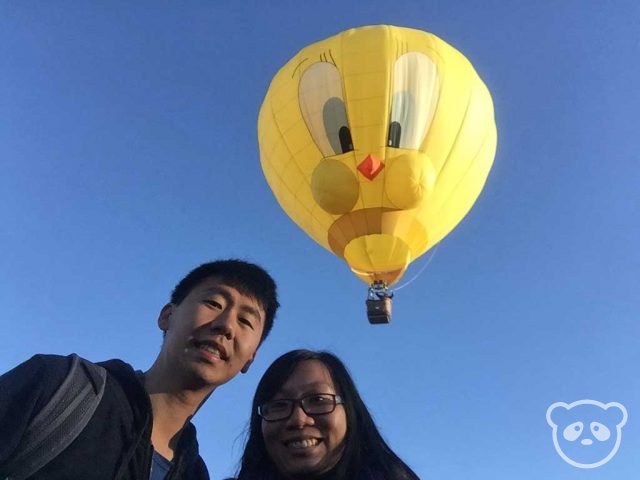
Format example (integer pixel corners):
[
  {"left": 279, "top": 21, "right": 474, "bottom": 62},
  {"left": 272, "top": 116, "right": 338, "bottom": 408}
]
[
  {"left": 158, "top": 303, "right": 174, "bottom": 333},
  {"left": 241, "top": 351, "right": 257, "bottom": 374}
]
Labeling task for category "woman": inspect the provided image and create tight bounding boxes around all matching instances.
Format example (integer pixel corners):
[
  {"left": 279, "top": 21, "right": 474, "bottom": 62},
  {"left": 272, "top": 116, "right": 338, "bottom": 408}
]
[{"left": 235, "top": 349, "right": 420, "bottom": 479}]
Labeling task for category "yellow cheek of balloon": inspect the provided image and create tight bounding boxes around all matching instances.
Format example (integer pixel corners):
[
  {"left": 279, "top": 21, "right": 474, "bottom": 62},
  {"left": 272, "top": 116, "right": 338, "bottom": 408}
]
[
  {"left": 311, "top": 158, "right": 360, "bottom": 214},
  {"left": 385, "top": 152, "right": 436, "bottom": 209},
  {"left": 344, "top": 234, "right": 411, "bottom": 285}
]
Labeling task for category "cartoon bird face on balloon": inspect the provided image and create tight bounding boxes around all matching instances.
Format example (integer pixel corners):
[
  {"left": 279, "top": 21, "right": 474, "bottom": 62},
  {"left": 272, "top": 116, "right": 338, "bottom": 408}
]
[{"left": 259, "top": 25, "right": 496, "bottom": 286}]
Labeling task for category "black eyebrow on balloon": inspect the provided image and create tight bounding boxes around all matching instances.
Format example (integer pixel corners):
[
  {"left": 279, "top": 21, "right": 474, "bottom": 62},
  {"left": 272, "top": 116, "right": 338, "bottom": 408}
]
[
  {"left": 292, "top": 58, "right": 308, "bottom": 78},
  {"left": 328, "top": 49, "right": 336, "bottom": 66},
  {"left": 316, "top": 51, "right": 337, "bottom": 67}
]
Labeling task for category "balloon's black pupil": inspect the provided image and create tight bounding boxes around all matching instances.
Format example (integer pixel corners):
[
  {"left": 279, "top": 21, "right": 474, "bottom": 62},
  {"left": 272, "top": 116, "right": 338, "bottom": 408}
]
[
  {"left": 339, "top": 126, "right": 354, "bottom": 153},
  {"left": 388, "top": 121, "right": 401, "bottom": 148}
]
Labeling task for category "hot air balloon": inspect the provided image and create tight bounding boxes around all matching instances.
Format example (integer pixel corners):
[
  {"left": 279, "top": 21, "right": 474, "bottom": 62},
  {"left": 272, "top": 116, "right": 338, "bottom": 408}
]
[{"left": 258, "top": 25, "right": 497, "bottom": 323}]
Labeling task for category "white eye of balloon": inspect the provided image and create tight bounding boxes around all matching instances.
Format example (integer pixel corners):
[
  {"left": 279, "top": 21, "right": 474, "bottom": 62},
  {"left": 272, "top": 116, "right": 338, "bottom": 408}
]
[
  {"left": 563, "top": 422, "right": 584, "bottom": 441},
  {"left": 299, "top": 62, "right": 353, "bottom": 157},
  {"left": 388, "top": 52, "right": 439, "bottom": 150},
  {"left": 590, "top": 422, "right": 611, "bottom": 442}
]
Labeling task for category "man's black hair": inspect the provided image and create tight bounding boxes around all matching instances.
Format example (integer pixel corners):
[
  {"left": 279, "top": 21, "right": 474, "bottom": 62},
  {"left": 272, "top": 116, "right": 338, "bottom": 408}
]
[{"left": 170, "top": 259, "right": 279, "bottom": 342}]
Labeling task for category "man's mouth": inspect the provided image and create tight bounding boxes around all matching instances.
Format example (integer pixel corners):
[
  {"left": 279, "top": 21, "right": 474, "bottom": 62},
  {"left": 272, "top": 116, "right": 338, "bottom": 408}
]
[{"left": 192, "top": 339, "right": 227, "bottom": 360}]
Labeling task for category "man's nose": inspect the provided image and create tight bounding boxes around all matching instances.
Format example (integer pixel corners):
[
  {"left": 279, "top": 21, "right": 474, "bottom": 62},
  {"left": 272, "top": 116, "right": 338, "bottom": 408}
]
[{"left": 210, "top": 310, "right": 234, "bottom": 338}]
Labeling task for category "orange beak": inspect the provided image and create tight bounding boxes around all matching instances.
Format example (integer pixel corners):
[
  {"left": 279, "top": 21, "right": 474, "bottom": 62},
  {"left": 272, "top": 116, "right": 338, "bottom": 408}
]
[{"left": 357, "top": 154, "right": 385, "bottom": 180}]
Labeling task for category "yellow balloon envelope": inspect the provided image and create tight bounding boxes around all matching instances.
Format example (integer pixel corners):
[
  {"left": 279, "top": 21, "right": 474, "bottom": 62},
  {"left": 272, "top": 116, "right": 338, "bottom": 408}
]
[{"left": 258, "top": 25, "right": 497, "bottom": 286}]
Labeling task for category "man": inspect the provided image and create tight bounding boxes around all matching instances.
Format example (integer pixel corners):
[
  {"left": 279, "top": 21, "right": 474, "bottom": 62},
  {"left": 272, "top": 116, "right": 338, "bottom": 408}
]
[{"left": 0, "top": 259, "right": 279, "bottom": 479}]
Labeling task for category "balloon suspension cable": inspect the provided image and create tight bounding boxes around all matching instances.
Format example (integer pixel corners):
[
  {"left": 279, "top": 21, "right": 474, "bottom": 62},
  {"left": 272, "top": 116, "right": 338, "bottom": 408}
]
[{"left": 393, "top": 242, "right": 441, "bottom": 292}]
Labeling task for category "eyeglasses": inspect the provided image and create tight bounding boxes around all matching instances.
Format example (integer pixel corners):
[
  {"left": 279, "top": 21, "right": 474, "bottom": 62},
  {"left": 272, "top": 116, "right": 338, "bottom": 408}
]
[{"left": 258, "top": 393, "right": 344, "bottom": 422}]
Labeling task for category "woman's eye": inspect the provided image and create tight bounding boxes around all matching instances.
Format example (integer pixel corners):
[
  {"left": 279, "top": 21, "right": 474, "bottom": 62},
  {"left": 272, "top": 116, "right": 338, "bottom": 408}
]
[
  {"left": 268, "top": 401, "right": 289, "bottom": 412},
  {"left": 308, "top": 394, "right": 331, "bottom": 404}
]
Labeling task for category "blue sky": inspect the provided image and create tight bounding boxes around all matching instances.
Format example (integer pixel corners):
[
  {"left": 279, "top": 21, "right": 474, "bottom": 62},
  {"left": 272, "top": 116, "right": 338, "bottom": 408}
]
[{"left": 1, "top": 1, "right": 639, "bottom": 478}]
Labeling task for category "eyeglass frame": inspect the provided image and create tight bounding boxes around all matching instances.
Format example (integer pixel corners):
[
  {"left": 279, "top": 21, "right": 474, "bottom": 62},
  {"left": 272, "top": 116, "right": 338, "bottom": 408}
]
[{"left": 257, "top": 393, "right": 344, "bottom": 422}]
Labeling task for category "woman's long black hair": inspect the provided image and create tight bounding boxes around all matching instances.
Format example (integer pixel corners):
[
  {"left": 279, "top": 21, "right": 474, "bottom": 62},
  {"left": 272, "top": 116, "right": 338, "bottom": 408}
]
[{"left": 235, "top": 349, "right": 420, "bottom": 480}]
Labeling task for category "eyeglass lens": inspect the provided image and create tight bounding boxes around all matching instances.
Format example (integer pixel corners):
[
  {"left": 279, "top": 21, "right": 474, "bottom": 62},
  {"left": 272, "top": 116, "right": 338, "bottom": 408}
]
[{"left": 261, "top": 394, "right": 339, "bottom": 420}]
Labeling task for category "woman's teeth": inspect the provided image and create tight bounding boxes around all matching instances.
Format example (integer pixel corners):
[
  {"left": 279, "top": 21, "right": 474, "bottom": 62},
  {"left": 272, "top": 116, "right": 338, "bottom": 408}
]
[{"left": 287, "top": 438, "right": 320, "bottom": 449}]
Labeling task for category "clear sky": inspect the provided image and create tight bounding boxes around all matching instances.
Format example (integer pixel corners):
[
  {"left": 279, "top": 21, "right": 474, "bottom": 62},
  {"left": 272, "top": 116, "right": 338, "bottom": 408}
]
[{"left": 1, "top": 1, "right": 639, "bottom": 479}]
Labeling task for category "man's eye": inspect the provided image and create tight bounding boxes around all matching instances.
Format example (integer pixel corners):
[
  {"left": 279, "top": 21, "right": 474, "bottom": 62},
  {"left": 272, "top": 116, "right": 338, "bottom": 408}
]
[
  {"left": 240, "top": 318, "right": 254, "bottom": 329},
  {"left": 204, "top": 300, "right": 222, "bottom": 309}
]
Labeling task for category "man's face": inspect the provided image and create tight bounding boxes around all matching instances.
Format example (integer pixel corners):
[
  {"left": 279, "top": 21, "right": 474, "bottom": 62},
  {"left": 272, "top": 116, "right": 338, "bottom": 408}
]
[{"left": 158, "top": 276, "right": 265, "bottom": 389}]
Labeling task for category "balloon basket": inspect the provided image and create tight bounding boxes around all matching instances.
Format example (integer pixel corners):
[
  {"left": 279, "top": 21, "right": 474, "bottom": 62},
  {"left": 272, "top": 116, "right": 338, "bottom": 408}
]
[
  {"left": 366, "top": 281, "right": 393, "bottom": 324},
  {"left": 366, "top": 297, "right": 392, "bottom": 324}
]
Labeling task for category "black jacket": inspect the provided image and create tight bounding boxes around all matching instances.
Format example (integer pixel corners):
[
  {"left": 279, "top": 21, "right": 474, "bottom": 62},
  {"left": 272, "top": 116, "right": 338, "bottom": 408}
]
[{"left": 0, "top": 354, "right": 209, "bottom": 479}]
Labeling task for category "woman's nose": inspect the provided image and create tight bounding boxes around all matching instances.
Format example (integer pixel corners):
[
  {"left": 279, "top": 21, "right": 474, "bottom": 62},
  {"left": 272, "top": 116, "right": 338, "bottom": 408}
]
[{"left": 286, "top": 404, "right": 314, "bottom": 428}]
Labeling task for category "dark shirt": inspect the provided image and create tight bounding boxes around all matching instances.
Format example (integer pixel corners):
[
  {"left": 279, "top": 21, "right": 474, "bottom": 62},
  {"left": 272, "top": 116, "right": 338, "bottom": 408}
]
[
  {"left": 150, "top": 450, "right": 173, "bottom": 480},
  {"left": 0, "top": 354, "right": 209, "bottom": 479}
]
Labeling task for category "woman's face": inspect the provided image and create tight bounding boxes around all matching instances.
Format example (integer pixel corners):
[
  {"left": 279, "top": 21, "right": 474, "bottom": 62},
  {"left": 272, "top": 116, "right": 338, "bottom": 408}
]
[{"left": 261, "top": 360, "right": 348, "bottom": 477}]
